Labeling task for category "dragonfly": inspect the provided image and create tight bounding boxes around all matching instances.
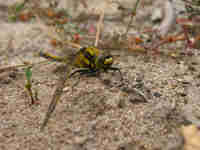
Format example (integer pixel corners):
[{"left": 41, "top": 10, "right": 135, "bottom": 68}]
[{"left": 39, "top": 45, "right": 123, "bottom": 130}]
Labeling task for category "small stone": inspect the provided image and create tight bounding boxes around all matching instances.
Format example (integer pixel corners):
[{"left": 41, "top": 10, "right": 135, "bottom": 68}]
[
  {"left": 63, "top": 86, "right": 70, "bottom": 92},
  {"left": 74, "top": 136, "right": 88, "bottom": 145},
  {"left": 153, "top": 92, "right": 162, "bottom": 97}
]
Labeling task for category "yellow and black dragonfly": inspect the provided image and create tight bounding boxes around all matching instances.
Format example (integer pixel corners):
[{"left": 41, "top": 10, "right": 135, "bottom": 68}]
[{"left": 39, "top": 46, "right": 123, "bottom": 130}]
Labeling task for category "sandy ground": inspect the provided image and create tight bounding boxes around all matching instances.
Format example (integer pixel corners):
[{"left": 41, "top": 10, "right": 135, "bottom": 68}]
[{"left": 0, "top": 0, "right": 200, "bottom": 150}]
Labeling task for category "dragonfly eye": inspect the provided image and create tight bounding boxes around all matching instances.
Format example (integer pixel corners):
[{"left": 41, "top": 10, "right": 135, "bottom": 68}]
[
  {"left": 103, "top": 56, "right": 113, "bottom": 65},
  {"left": 98, "top": 55, "right": 113, "bottom": 69},
  {"left": 80, "top": 47, "right": 87, "bottom": 52}
]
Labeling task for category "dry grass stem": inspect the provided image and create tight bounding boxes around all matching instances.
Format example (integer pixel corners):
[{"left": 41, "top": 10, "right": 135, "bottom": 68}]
[{"left": 95, "top": 9, "right": 104, "bottom": 47}]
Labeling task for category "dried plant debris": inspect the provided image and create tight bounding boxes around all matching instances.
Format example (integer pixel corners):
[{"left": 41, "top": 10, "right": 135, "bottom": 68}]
[
  {"left": 40, "top": 64, "right": 70, "bottom": 131},
  {"left": 183, "top": 0, "right": 200, "bottom": 17},
  {"left": 151, "top": 0, "right": 176, "bottom": 37}
]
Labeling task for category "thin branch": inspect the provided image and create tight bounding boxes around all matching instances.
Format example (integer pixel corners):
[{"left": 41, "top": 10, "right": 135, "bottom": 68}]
[
  {"left": 40, "top": 64, "right": 71, "bottom": 131},
  {"left": 80, "top": 0, "right": 88, "bottom": 8},
  {"left": 0, "top": 60, "right": 48, "bottom": 74},
  {"left": 95, "top": 10, "right": 104, "bottom": 47},
  {"left": 125, "top": 0, "right": 140, "bottom": 35}
]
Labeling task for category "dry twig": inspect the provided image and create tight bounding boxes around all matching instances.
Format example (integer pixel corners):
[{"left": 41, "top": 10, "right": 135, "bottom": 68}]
[
  {"left": 95, "top": 9, "right": 104, "bottom": 47},
  {"left": 125, "top": 0, "right": 140, "bottom": 34},
  {"left": 40, "top": 64, "right": 70, "bottom": 131}
]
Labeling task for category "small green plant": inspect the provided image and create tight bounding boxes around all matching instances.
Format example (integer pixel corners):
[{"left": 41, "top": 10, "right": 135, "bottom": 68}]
[
  {"left": 8, "top": 1, "right": 26, "bottom": 22},
  {"left": 25, "top": 66, "right": 38, "bottom": 105},
  {"left": 14, "top": 1, "right": 26, "bottom": 13}
]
